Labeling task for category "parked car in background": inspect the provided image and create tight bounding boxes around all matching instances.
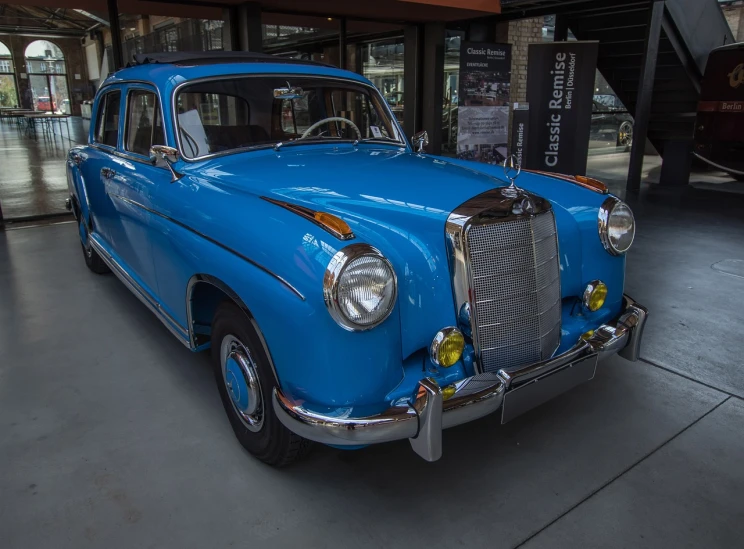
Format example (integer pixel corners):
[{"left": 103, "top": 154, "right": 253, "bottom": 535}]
[
  {"left": 66, "top": 52, "right": 647, "bottom": 467},
  {"left": 591, "top": 98, "right": 634, "bottom": 148},
  {"left": 36, "top": 96, "right": 57, "bottom": 112},
  {"left": 694, "top": 42, "right": 744, "bottom": 181}
]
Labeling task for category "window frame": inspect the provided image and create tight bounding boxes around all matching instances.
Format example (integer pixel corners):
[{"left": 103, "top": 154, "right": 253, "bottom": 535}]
[
  {"left": 93, "top": 88, "right": 123, "bottom": 149},
  {"left": 123, "top": 84, "right": 166, "bottom": 159}
]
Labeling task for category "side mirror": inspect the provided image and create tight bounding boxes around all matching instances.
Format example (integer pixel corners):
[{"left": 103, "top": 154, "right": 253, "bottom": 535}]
[
  {"left": 150, "top": 145, "right": 183, "bottom": 182},
  {"left": 412, "top": 130, "right": 429, "bottom": 153}
]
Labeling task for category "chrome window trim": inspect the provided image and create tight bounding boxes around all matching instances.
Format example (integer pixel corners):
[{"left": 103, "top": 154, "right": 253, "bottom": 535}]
[
  {"left": 92, "top": 88, "right": 123, "bottom": 148},
  {"left": 122, "top": 84, "right": 166, "bottom": 158},
  {"left": 170, "top": 73, "right": 407, "bottom": 163},
  {"left": 323, "top": 243, "right": 398, "bottom": 332},
  {"left": 107, "top": 192, "right": 305, "bottom": 301},
  {"left": 598, "top": 196, "right": 635, "bottom": 256},
  {"left": 445, "top": 187, "right": 554, "bottom": 374}
]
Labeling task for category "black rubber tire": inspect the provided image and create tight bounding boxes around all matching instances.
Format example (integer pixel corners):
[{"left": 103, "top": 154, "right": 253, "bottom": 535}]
[
  {"left": 211, "top": 301, "right": 312, "bottom": 466},
  {"left": 617, "top": 121, "right": 633, "bottom": 149},
  {"left": 79, "top": 218, "right": 110, "bottom": 275}
]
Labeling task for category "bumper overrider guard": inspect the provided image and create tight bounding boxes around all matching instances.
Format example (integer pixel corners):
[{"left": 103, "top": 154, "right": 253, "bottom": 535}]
[{"left": 273, "top": 295, "right": 647, "bottom": 461}]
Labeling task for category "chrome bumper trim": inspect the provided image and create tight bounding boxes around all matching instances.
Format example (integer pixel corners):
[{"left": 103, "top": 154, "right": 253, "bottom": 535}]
[{"left": 272, "top": 294, "right": 647, "bottom": 461}]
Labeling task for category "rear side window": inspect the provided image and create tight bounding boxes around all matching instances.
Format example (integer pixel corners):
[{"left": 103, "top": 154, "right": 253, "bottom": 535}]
[
  {"left": 95, "top": 91, "right": 121, "bottom": 147},
  {"left": 125, "top": 90, "right": 165, "bottom": 156}
]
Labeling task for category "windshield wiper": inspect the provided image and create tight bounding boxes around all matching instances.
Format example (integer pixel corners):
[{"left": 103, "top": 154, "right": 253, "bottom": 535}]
[{"left": 274, "top": 136, "right": 353, "bottom": 151}]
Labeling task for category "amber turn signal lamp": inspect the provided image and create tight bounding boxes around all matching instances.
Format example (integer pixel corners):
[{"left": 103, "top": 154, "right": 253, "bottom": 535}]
[
  {"left": 314, "top": 212, "right": 354, "bottom": 239},
  {"left": 430, "top": 327, "right": 465, "bottom": 368},
  {"left": 442, "top": 384, "right": 457, "bottom": 401},
  {"left": 574, "top": 175, "right": 609, "bottom": 194},
  {"left": 583, "top": 280, "right": 608, "bottom": 312}
]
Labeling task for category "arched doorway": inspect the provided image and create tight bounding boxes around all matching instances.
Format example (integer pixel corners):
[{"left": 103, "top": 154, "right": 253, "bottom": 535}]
[
  {"left": 24, "top": 40, "right": 70, "bottom": 113},
  {"left": 0, "top": 40, "right": 18, "bottom": 108}
]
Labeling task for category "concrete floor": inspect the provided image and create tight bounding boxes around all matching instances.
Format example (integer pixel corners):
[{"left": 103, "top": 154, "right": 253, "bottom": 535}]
[
  {"left": 1, "top": 126, "right": 744, "bottom": 548},
  {"left": 0, "top": 117, "right": 87, "bottom": 220}
]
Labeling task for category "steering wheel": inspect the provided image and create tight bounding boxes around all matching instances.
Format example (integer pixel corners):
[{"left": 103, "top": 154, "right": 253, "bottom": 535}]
[{"left": 301, "top": 117, "right": 361, "bottom": 141}]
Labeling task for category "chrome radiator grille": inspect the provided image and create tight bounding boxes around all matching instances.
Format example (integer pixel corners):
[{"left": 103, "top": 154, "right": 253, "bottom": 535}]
[{"left": 466, "top": 210, "right": 561, "bottom": 373}]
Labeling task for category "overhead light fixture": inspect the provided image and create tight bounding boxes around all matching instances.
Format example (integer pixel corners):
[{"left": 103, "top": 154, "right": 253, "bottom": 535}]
[{"left": 327, "top": 17, "right": 333, "bottom": 21}]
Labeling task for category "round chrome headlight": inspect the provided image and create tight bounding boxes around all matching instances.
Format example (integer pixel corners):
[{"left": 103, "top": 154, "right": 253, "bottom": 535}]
[
  {"left": 324, "top": 244, "right": 397, "bottom": 331},
  {"left": 598, "top": 197, "right": 635, "bottom": 255}
]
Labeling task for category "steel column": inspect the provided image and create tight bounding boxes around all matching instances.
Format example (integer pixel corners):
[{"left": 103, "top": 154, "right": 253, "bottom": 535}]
[
  {"left": 422, "top": 22, "right": 445, "bottom": 155},
  {"left": 237, "top": 2, "right": 262, "bottom": 52},
  {"left": 222, "top": 7, "right": 239, "bottom": 51},
  {"left": 106, "top": 0, "right": 122, "bottom": 70},
  {"left": 554, "top": 14, "right": 569, "bottom": 41},
  {"left": 403, "top": 24, "right": 424, "bottom": 139},
  {"left": 627, "top": 0, "right": 664, "bottom": 192},
  {"left": 339, "top": 18, "right": 347, "bottom": 70}
]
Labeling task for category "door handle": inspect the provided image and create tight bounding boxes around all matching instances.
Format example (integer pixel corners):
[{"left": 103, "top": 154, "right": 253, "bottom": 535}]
[{"left": 101, "top": 167, "right": 115, "bottom": 179}]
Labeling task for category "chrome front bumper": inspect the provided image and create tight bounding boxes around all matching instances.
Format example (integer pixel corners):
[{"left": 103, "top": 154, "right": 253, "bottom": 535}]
[{"left": 273, "top": 295, "right": 647, "bottom": 461}]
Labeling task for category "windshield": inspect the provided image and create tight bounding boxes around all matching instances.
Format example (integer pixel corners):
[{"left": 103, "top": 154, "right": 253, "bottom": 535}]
[{"left": 175, "top": 76, "right": 403, "bottom": 159}]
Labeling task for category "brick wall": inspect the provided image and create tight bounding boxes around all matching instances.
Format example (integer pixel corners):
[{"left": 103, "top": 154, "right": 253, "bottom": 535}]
[{"left": 508, "top": 17, "right": 544, "bottom": 105}]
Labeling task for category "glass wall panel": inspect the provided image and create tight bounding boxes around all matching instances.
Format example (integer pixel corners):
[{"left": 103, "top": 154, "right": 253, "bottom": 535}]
[
  {"left": 25, "top": 40, "right": 69, "bottom": 114},
  {"left": 362, "top": 37, "right": 404, "bottom": 123},
  {"left": 442, "top": 30, "right": 465, "bottom": 155}
]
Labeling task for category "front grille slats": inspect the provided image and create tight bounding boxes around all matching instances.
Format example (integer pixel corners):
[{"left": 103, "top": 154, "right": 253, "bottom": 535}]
[{"left": 466, "top": 210, "right": 562, "bottom": 373}]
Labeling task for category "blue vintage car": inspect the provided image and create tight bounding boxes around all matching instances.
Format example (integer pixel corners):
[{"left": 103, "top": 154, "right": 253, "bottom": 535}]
[{"left": 66, "top": 52, "right": 647, "bottom": 465}]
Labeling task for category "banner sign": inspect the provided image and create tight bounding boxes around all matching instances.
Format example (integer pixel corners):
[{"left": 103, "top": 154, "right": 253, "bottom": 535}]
[
  {"left": 456, "top": 42, "right": 512, "bottom": 165},
  {"left": 510, "top": 104, "right": 530, "bottom": 169},
  {"left": 525, "top": 41, "right": 599, "bottom": 175}
]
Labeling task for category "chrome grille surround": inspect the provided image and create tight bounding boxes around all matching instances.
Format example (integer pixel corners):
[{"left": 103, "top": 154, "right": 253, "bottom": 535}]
[{"left": 445, "top": 187, "right": 561, "bottom": 374}]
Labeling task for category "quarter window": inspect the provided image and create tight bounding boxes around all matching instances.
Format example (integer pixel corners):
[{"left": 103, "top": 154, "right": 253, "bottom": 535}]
[
  {"left": 125, "top": 89, "right": 165, "bottom": 156},
  {"left": 95, "top": 91, "right": 121, "bottom": 147}
]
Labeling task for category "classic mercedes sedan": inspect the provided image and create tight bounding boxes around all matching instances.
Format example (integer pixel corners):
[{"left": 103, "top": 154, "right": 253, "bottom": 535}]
[{"left": 66, "top": 52, "right": 647, "bottom": 466}]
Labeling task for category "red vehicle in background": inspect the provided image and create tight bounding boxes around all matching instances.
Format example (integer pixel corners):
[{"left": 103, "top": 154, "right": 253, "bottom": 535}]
[
  {"left": 35, "top": 96, "right": 57, "bottom": 112},
  {"left": 694, "top": 42, "right": 744, "bottom": 181}
]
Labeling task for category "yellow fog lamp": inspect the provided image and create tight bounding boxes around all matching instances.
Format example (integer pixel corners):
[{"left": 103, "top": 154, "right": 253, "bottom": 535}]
[
  {"left": 583, "top": 280, "right": 608, "bottom": 312},
  {"left": 430, "top": 327, "right": 465, "bottom": 368}
]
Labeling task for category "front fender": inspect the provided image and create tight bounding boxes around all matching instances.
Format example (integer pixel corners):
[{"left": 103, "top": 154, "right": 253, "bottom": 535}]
[{"left": 67, "top": 147, "right": 91, "bottom": 227}]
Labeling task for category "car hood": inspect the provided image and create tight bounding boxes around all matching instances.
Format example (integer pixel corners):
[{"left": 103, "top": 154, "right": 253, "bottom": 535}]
[
  {"left": 187, "top": 145, "right": 610, "bottom": 359},
  {"left": 192, "top": 145, "right": 505, "bottom": 224}
]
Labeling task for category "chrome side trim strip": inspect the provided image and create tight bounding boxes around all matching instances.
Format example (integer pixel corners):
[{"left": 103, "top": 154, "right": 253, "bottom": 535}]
[
  {"left": 108, "top": 193, "right": 305, "bottom": 301},
  {"left": 89, "top": 235, "right": 191, "bottom": 346}
]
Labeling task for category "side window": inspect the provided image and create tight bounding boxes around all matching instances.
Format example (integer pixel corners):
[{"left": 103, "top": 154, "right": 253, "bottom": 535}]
[
  {"left": 125, "top": 89, "right": 165, "bottom": 156},
  {"left": 95, "top": 91, "right": 121, "bottom": 148}
]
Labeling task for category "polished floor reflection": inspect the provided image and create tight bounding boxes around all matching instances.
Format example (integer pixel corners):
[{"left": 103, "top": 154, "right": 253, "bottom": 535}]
[{"left": 0, "top": 117, "right": 87, "bottom": 220}]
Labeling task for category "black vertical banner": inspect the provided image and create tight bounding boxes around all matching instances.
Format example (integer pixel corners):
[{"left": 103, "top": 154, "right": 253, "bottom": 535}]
[
  {"left": 525, "top": 41, "right": 599, "bottom": 175},
  {"left": 510, "top": 105, "right": 529, "bottom": 168}
]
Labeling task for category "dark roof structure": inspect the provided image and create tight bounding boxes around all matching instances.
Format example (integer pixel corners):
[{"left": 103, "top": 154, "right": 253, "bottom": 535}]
[{"left": 128, "top": 51, "right": 331, "bottom": 69}]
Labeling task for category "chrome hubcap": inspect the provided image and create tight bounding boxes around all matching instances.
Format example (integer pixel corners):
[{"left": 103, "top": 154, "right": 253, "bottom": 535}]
[
  {"left": 220, "top": 334, "right": 264, "bottom": 432},
  {"left": 619, "top": 123, "right": 633, "bottom": 146}
]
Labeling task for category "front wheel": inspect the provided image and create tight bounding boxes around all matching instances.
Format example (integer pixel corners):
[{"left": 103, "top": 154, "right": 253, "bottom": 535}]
[
  {"left": 617, "top": 121, "right": 633, "bottom": 149},
  {"left": 211, "top": 301, "right": 312, "bottom": 466},
  {"left": 78, "top": 217, "right": 109, "bottom": 274}
]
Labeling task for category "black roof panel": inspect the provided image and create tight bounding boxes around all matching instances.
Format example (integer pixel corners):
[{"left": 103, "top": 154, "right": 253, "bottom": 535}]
[{"left": 128, "top": 51, "right": 332, "bottom": 68}]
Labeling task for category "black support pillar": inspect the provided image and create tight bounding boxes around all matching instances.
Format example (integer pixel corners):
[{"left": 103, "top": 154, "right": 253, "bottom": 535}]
[
  {"left": 554, "top": 14, "right": 569, "bottom": 42},
  {"left": 222, "top": 7, "right": 239, "bottom": 51},
  {"left": 627, "top": 0, "right": 664, "bottom": 192},
  {"left": 403, "top": 24, "right": 423, "bottom": 139},
  {"left": 422, "top": 22, "right": 445, "bottom": 154},
  {"left": 237, "top": 2, "right": 262, "bottom": 52},
  {"left": 339, "top": 18, "right": 347, "bottom": 70},
  {"left": 106, "top": 0, "right": 123, "bottom": 70}
]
